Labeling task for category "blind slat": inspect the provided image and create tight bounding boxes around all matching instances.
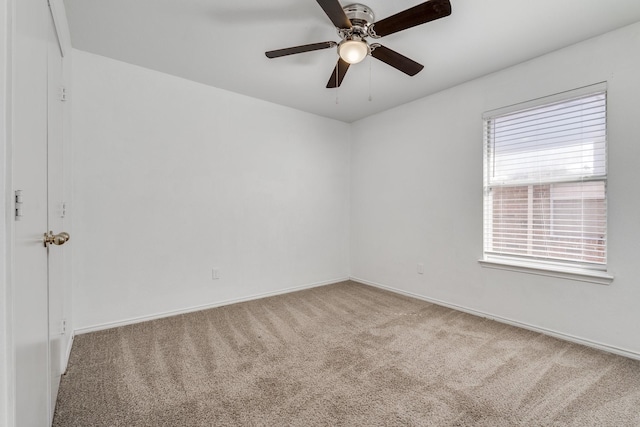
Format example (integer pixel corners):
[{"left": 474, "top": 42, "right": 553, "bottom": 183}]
[
  {"left": 492, "top": 115, "right": 606, "bottom": 140},
  {"left": 492, "top": 100, "right": 605, "bottom": 130}
]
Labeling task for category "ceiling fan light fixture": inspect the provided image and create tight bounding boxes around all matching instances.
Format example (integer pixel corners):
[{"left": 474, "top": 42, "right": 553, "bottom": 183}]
[
  {"left": 265, "top": 0, "right": 452, "bottom": 88},
  {"left": 338, "top": 39, "right": 370, "bottom": 64}
]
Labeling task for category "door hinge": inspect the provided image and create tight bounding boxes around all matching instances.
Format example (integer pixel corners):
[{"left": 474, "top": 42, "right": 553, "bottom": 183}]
[
  {"left": 61, "top": 319, "right": 67, "bottom": 335},
  {"left": 59, "top": 86, "right": 68, "bottom": 102},
  {"left": 14, "top": 190, "right": 23, "bottom": 221}
]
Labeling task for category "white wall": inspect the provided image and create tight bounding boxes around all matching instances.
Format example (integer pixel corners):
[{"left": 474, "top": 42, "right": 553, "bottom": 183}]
[
  {"left": 350, "top": 22, "right": 640, "bottom": 355},
  {"left": 71, "top": 50, "right": 350, "bottom": 331}
]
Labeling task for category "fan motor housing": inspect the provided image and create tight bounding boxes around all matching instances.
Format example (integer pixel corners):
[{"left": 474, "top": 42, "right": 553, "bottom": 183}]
[{"left": 343, "top": 3, "right": 375, "bottom": 27}]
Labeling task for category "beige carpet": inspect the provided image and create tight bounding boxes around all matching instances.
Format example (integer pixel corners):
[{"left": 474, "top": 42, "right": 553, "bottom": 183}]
[{"left": 53, "top": 281, "right": 640, "bottom": 426}]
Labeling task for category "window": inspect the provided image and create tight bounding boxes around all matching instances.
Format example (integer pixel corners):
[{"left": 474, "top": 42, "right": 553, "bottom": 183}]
[{"left": 482, "top": 84, "right": 611, "bottom": 282}]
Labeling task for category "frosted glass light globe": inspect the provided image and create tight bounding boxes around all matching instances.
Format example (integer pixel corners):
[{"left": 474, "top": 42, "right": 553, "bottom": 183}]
[{"left": 338, "top": 40, "right": 369, "bottom": 64}]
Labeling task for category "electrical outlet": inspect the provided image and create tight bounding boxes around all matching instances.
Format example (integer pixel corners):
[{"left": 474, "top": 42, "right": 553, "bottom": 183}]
[
  {"left": 417, "top": 263, "right": 424, "bottom": 274},
  {"left": 212, "top": 269, "right": 220, "bottom": 280}
]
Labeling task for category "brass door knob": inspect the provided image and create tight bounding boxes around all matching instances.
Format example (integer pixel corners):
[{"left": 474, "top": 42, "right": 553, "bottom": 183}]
[{"left": 44, "top": 231, "right": 70, "bottom": 247}]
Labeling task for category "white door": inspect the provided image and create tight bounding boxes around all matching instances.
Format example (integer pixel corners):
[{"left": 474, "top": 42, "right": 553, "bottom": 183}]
[
  {"left": 46, "top": 9, "right": 66, "bottom": 421},
  {"left": 12, "top": 0, "right": 51, "bottom": 424}
]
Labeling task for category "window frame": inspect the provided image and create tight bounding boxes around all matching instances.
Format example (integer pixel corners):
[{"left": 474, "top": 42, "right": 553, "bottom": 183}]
[{"left": 479, "top": 83, "right": 613, "bottom": 285}]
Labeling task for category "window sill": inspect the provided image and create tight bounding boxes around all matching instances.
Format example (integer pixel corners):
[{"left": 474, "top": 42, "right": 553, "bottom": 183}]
[{"left": 478, "top": 258, "right": 614, "bottom": 285}]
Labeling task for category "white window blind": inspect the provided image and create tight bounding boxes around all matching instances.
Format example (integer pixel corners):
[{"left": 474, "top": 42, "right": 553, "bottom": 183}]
[{"left": 483, "top": 86, "right": 607, "bottom": 268}]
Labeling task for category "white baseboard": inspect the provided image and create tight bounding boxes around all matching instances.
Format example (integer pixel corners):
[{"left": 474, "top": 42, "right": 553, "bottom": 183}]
[
  {"left": 74, "top": 277, "right": 350, "bottom": 335},
  {"left": 63, "top": 333, "right": 74, "bottom": 374},
  {"left": 351, "top": 276, "right": 640, "bottom": 361}
]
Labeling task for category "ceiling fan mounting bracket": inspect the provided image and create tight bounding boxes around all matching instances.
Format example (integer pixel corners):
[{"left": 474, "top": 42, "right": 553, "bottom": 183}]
[
  {"left": 338, "top": 3, "right": 374, "bottom": 42},
  {"left": 342, "top": 3, "right": 375, "bottom": 27}
]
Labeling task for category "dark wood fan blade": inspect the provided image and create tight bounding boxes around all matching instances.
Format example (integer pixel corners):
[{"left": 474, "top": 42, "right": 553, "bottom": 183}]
[
  {"left": 371, "top": 45, "right": 424, "bottom": 76},
  {"left": 371, "top": 0, "right": 451, "bottom": 38},
  {"left": 316, "top": 0, "right": 352, "bottom": 29},
  {"left": 265, "top": 41, "right": 336, "bottom": 58},
  {"left": 326, "top": 58, "right": 350, "bottom": 88}
]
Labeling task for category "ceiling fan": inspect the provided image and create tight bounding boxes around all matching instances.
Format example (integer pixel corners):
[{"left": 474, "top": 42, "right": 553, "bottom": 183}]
[{"left": 265, "top": 0, "right": 452, "bottom": 88}]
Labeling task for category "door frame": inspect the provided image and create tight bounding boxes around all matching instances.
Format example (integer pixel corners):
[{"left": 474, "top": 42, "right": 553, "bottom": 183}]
[{"left": 1, "top": 0, "right": 15, "bottom": 424}]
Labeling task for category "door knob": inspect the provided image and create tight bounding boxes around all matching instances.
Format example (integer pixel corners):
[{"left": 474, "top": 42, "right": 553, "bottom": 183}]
[{"left": 44, "top": 231, "right": 70, "bottom": 247}]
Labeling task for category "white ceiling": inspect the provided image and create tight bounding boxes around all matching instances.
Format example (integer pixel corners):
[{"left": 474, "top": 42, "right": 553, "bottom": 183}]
[{"left": 63, "top": 0, "right": 640, "bottom": 123}]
